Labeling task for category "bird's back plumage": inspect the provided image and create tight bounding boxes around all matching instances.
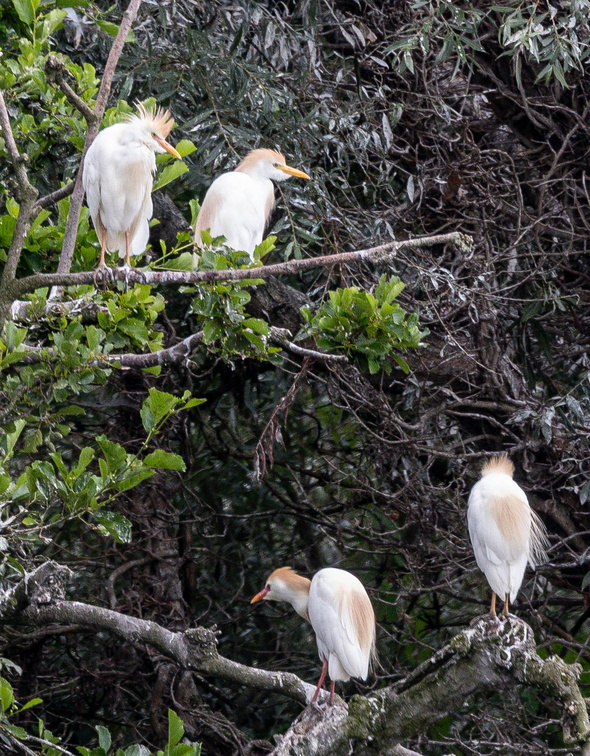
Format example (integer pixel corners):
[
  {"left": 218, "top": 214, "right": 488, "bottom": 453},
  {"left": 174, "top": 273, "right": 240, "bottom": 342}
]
[
  {"left": 194, "top": 171, "right": 274, "bottom": 257},
  {"left": 468, "top": 455, "right": 547, "bottom": 602},
  {"left": 308, "top": 568, "right": 376, "bottom": 682}
]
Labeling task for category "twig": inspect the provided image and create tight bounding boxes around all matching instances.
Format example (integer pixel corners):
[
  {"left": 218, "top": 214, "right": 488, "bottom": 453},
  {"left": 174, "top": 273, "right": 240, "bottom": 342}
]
[{"left": 0, "top": 91, "right": 39, "bottom": 287}]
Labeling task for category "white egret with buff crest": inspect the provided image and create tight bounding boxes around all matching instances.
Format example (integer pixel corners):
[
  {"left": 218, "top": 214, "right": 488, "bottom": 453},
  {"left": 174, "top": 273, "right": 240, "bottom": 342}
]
[
  {"left": 83, "top": 103, "right": 181, "bottom": 269},
  {"left": 251, "top": 566, "right": 376, "bottom": 704},
  {"left": 467, "top": 455, "right": 548, "bottom": 617},
  {"left": 194, "top": 148, "right": 310, "bottom": 262}
]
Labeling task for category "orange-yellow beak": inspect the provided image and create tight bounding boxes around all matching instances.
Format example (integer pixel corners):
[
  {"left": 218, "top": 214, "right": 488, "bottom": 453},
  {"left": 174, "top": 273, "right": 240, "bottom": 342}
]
[
  {"left": 155, "top": 136, "right": 182, "bottom": 160},
  {"left": 250, "top": 586, "right": 270, "bottom": 603},
  {"left": 277, "top": 164, "right": 311, "bottom": 180}
]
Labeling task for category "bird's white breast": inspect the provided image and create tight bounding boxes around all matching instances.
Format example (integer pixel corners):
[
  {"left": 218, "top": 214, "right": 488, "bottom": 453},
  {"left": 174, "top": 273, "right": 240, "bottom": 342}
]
[{"left": 200, "top": 172, "right": 274, "bottom": 256}]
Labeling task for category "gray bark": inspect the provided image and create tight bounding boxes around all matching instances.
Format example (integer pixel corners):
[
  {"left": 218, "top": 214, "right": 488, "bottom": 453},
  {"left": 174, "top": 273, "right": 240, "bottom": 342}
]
[{"left": 1, "top": 562, "right": 588, "bottom": 755}]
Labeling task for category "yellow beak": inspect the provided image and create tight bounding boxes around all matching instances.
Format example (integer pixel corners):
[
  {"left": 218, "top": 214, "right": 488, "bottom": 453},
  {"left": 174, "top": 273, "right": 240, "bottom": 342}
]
[
  {"left": 250, "top": 586, "right": 270, "bottom": 603},
  {"left": 277, "top": 164, "right": 311, "bottom": 180},
  {"left": 155, "top": 136, "right": 182, "bottom": 160}
]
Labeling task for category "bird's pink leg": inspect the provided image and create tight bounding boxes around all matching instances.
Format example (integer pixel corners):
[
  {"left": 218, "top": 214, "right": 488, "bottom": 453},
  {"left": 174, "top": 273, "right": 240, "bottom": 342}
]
[
  {"left": 311, "top": 658, "right": 328, "bottom": 703},
  {"left": 489, "top": 592, "right": 497, "bottom": 617},
  {"left": 98, "top": 230, "right": 107, "bottom": 267},
  {"left": 501, "top": 594, "right": 509, "bottom": 618},
  {"left": 328, "top": 680, "right": 336, "bottom": 705},
  {"left": 125, "top": 230, "right": 131, "bottom": 268}
]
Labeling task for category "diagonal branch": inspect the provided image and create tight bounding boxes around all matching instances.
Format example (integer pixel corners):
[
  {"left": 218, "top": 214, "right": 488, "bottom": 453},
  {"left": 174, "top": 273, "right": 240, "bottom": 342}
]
[
  {"left": 0, "top": 91, "right": 39, "bottom": 287},
  {"left": 56, "top": 0, "right": 145, "bottom": 276},
  {"left": 3, "top": 562, "right": 589, "bottom": 756}
]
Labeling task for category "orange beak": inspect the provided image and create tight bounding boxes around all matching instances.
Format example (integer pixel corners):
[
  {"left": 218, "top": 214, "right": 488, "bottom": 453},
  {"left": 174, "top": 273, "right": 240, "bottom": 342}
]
[
  {"left": 155, "top": 135, "right": 182, "bottom": 160},
  {"left": 250, "top": 586, "right": 270, "bottom": 603},
  {"left": 276, "top": 164, "right": 311, "bottom": 180}
]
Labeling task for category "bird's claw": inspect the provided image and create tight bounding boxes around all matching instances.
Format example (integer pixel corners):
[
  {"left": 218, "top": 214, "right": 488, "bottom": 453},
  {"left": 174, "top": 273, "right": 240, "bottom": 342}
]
[{"left": 93, "top": 264, "right": 114, "bottom": 288}]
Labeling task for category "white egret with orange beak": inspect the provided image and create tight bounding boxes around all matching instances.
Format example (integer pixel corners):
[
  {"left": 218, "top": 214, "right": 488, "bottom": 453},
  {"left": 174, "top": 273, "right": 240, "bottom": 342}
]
[
  {"left": 194, "top": 148, "right": 310, "bottom": 261},
  {"left": 251, "top": 567, "right": 376, "bottom": 704},
  {"left": 468, "top": 455, "right": 548, "bottom": 617},
  {"left": 83, "top": 103, "right": 181, "bottom": 269}
]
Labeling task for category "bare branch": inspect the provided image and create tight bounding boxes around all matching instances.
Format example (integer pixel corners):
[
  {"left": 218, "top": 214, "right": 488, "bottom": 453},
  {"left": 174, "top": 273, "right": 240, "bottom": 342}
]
[
  {"left": 1, "top": 562, "right": 324, "bottom": 707},
  {"left": 14, "top": 232, "right": 473, "bottom": 299},
  {"left": 45, "top": 56, "right": 95, "bottom": 121}
]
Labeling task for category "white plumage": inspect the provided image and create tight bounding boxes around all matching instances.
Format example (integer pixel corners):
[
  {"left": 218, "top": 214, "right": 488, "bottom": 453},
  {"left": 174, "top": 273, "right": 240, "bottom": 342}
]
[
  {"left": 83, "top": 104, "right": 181, "bottom": 267},
  {"left": 467, "top": 455, "right": 547, "bottom": 616},
  {"left": 194, "top": 148, "right": 310, "bottom": 261},
  {"left": 251, "top": 566, "right": 376, "bottom": 703}
]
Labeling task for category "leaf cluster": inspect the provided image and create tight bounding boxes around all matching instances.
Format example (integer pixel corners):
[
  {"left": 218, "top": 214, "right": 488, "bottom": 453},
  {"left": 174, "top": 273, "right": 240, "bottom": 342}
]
[{"left": 302, "top": 275, "right": 428, "bottom": 374}]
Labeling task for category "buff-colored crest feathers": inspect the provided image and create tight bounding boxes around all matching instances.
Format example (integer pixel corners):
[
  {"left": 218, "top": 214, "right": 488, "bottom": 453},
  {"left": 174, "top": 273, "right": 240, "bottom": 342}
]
[
  {"left": 268, "top": 566, "right": 311, "bottom": 593},
  {"left": 236, "top": 148, "right": 286, "bottom": 172},
  {"left": 129, "top": 103, "right": 175, "bottom": 138},
  {"left": 481, "top": 454, "right": 514, "bottom": 479}
]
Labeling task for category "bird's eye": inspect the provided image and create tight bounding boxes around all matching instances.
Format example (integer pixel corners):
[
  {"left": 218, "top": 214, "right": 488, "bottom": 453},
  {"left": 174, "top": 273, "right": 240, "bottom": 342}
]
[{"left": 266, "top": 584, "right": 270, "bottom": 591}]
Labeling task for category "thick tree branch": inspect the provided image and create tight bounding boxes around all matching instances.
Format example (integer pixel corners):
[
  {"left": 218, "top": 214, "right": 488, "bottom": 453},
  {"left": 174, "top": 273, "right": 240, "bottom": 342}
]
[
  {"left": 2, "top": 563, "right": 588, "bottom": 756},
  {"left": 12, "top": 232, "right": 472, "bottom": 300},
  {"left": 0, "top": 562, "right": 324, "bottom": 706}
]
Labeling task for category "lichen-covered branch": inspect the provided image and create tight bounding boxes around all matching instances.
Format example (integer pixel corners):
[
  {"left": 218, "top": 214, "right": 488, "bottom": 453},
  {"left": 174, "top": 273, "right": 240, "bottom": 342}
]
[
  {"left": 3, "top": 564, "right": 586, "bottom": 756},
  {"left": 0, "top": 562, "right": 321, "bottom": 706}
]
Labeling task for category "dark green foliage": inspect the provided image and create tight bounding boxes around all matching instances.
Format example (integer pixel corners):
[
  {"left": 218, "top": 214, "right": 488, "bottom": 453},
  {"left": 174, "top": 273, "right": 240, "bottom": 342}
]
[{"left": 0, "top": 0, "right": 590, "bottom": 755}]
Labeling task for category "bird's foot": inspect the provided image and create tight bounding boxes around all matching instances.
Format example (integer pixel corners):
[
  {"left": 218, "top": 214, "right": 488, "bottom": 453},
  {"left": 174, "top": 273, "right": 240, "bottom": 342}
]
[
  {"left": 118, "top": 263, "right": 132, "bottom": 290},
  {"left": 93, "top": 264, "right": 114, "bottom": 289}
]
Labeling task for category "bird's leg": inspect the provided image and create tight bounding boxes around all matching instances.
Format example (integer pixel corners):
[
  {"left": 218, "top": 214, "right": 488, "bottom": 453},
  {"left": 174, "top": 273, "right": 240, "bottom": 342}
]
[
  {"left": 489, "top": 592, "right": 497, "bottom": 617},
  {"left": 99, "top": 230, "right": 107, "bottom": 268},
  {"left": 310, "top": 658, "right": 328, "bottom": 704},
  {"left": 328, "top": 680, "right": 336, "bottom": 706},
  {"left": 125, "top": 230, "right": 132, "bottom": 269},
  {"left": 94, "top": 231, "right": 112, "bottom": 287},
  {"left": 501, "top": 594, "right": 509, "bottom": 618}
]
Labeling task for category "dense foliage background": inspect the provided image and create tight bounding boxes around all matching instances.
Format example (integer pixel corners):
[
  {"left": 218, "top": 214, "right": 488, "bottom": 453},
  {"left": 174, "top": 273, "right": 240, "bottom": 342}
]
[{"left": 1, "top": 0, "right": 590, "bottom": 754}]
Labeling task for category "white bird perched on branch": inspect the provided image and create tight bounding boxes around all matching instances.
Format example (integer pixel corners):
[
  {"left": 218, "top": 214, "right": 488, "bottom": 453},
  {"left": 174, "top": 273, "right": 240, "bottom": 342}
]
[
  {"left": 251, "top": 566, "right": 376, "bottom": 704},
  {"left": 194, "top": 148, "right": 310, "bottom": 262},
  {"left": 83, "top": 103, "right": 181, "bottom": 269},
  {"left": 467, "top": 455, "right": 548, "bottom": 617}
]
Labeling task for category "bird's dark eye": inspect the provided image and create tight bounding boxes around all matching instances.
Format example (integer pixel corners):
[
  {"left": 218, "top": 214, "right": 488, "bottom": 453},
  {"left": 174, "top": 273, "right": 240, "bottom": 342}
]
[{"left": 266, "top": 584, "right": 270, "bottom": 591}]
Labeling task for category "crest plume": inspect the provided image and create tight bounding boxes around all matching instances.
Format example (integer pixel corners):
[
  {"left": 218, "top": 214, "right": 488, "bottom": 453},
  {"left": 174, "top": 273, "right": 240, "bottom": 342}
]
[
  {"left": 130, "top": 102, "right": 175, "bottom": 138},
  {"left": 481, "top": 454, "right": 514, "bottom": 478},
  {"left": 236, "top": 148, "right": 285, "bottom": 172}
]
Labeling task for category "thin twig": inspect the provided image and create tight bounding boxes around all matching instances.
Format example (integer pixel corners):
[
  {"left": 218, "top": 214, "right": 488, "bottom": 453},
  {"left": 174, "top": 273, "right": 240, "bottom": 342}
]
[{"left": 0, "top": 91, "right": 39, "bottom": 287}]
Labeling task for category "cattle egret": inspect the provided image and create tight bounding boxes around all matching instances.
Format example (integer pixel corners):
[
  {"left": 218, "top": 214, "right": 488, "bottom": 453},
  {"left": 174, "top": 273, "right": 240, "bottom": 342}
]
[
  {"left": 83, "top": 103, "right": 181, "bottom": 269},
  {"left": 251, "top": 566, "right": 376, "bottom": 704},
  {"left": 193, "top": 148, "right": 310, "bottom": 261},
  {"left": 467, "top": 455, "right": 548, "bottom": 617}
]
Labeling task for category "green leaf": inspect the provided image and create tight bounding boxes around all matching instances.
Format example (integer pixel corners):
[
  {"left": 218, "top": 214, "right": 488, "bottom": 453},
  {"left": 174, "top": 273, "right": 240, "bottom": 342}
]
[
  {"left": 0, "top": 677, "right": 14, "bottom": 712},
  {"left": 16, "top": 697, "right": 42, "bottom": 713},
  {"left": 140, "top": 388, "right": 179, "bottom": 434},
  {"left": 11, "top": 0, "right": 35, "bottom": 25},
  {"left": 153, "top": 161, "right": 189, "bottom": 192},
  {"left": 94, "top": 512, "right": 132, "bottom": 543},
  {"left": 168, "top": 710, "right": 184, "bottom": 748},
  {"left": 143, "top": 450, "right": 186, "bottom": 471},
  {"left": 96, "top": 725, "right": 111, "bottom": 752}
]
